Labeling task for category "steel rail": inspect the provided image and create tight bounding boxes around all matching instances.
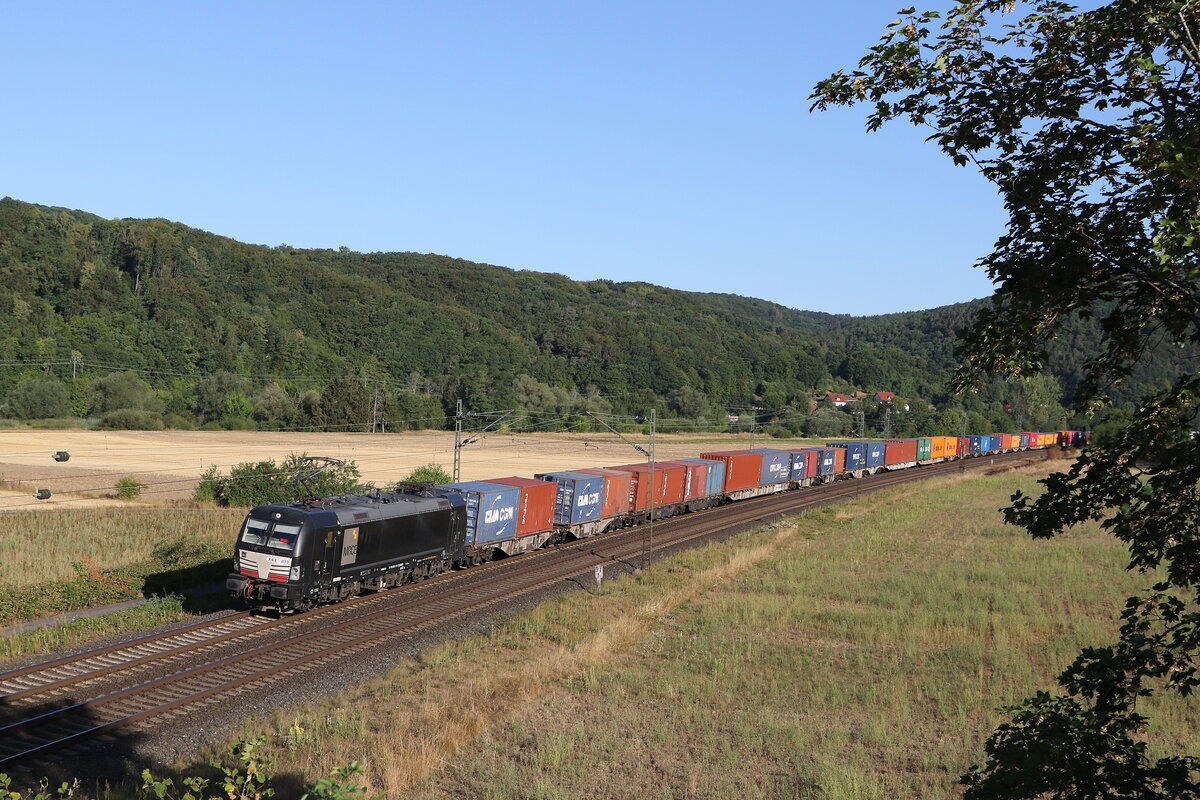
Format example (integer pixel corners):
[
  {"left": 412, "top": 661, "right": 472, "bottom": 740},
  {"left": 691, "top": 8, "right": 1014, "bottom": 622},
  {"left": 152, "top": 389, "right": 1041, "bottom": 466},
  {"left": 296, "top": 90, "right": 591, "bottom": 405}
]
[{"left": 0, "top": 448, "right": 1047, "bottom": 768}]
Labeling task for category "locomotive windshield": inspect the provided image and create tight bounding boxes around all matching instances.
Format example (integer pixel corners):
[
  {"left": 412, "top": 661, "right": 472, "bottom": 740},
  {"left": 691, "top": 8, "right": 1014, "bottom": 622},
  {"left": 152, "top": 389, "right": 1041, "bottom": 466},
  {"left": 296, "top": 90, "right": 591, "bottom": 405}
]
[{"left": 239, "top": 517, "right": 301, "bottom": 554}]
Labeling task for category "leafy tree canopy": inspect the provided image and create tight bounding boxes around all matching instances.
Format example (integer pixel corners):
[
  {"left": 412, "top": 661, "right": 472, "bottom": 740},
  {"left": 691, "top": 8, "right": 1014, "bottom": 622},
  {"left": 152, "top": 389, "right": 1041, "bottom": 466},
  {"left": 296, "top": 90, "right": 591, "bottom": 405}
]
[
  {"left": 1, "top": 377, "right": 71, "bottom": 419},
  {"left": 815, "top": 1, "right": 1200, "bottom": 796}
]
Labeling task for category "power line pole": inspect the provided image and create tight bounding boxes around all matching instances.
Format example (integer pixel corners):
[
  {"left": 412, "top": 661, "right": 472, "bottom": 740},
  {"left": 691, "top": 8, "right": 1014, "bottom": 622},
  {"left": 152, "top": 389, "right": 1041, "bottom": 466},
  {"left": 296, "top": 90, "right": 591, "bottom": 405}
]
[
  {"left": 643, "top": 408, "right": 656, "bottom": 571},
  {"left": 369, "top": 387, "right": 382, "bottom": 433},
  {"left": 453, "top": 399, "right": 463, "bottom": 482}
]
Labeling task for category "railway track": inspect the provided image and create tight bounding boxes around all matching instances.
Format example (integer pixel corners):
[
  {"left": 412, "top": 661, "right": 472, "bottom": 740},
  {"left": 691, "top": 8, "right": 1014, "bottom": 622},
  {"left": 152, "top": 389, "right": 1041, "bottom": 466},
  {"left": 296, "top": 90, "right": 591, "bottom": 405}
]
[{"left": 0, "top": 449, "right": 1045, "bottom": 771}]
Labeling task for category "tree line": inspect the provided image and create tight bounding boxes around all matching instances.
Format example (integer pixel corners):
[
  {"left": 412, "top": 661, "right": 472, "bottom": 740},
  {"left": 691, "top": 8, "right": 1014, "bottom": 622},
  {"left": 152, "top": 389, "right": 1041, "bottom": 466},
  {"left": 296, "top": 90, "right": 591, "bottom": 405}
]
[{"left": 0, "top": 197, "right": 1164, "bottom": 435}]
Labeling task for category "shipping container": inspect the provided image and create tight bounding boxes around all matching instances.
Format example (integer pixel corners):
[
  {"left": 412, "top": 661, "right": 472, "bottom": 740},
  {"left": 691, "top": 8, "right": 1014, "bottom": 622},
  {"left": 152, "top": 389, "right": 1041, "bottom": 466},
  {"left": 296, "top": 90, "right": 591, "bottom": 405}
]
[
  {"left": 801, "top": 447, "right": 836, "bottom": 475},
  {"left": 698, "top": 450, "right": 764, "bottom": 492},
  {"left": 827, "top": 441, "right": 867, "bottom": 470},
  {"left": 608, "top": 462, "right": 687, "bottom": 509},
  {"left": 485, "top": 477, "right": 555, "bottom": 537},
  {"left": 968, "top": 435, "right": 983, "bottom": 454},
  {"left": 780, "top": 450, "right": 811, "bottom": 480},
  {"left": 863, "top": 440, "right": 886, "bottom": 467},
  {"left": 1006, "top": 433, "right": 1021, "bottom": 450},
  {"left": 534, "top": 471, "right": 605, "bottom": 525},
  {"left": 678, "top": 458, "right": 726, "bottom": 496},
  {"left": 830, "top": 446, "right": 846, "bottom": 473},
  {"left": 929, "top": 437, "right": 946, "bottom": 460},
  {"left": 957, "top": 436, "right": 971, "bottom": 457},
  {"left": 575, "top": 468, "right": 633, "bottom": 518},
  {"left": 1019, "top": 433, "right": 1030, "bottom": 448},
  {"left": 746, "top": 448, "right": 792, "bottom": 484},
  {"left": 884, "top": 439, "right": 918, "bottom": 466},
  {"left": 437, "top": 481, "right": 521, "bottom": 545},
  {"left": 659, "top": 459, "right": 709, "bottom": 500},
  {"left": 916, "top": 438, "right": 932, "bottom": 460},
  {"left": 1022, "top": 432, "right": 1039, "bottom": 447}
]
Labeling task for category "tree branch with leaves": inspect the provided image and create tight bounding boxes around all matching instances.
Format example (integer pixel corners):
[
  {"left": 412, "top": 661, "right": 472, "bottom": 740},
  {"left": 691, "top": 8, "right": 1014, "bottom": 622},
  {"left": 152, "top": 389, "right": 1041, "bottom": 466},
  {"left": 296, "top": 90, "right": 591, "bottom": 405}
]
[{"left": 815, "top": 1, "right": 1199, "bottom": 797}]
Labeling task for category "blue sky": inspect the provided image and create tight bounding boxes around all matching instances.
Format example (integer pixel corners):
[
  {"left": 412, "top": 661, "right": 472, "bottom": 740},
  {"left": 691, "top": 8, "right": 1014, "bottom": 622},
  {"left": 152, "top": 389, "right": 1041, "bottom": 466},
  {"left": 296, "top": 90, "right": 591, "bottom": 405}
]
[{"left": 2, "top": 1, "right": 1003, "bottom": 316}]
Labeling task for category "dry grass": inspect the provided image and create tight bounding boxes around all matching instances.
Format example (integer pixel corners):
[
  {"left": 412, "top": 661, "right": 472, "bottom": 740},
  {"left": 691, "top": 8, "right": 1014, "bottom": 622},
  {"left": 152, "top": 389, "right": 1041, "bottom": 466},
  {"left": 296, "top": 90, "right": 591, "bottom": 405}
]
[
  {"left": 0, "top": 509, "right": 241, "bottom": 586},
  {"left": 0, "top": 429, "right": 823, "bottom": 505},
  {"left": 214, "top": 457, "right": 1200, "bottom": 800}
]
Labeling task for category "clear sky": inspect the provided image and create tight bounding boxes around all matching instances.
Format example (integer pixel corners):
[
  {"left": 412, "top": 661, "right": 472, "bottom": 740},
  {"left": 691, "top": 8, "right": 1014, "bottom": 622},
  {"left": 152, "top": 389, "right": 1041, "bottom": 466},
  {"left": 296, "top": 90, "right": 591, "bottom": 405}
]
[{"left": 2, "top": 1, "right": 1003, "bottom": 317}]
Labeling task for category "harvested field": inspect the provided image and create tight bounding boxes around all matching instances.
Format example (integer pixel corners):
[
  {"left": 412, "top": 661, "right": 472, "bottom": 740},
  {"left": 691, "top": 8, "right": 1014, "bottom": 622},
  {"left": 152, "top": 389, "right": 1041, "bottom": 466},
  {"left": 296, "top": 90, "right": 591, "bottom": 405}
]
[{"left": 0, "top": 429, "right": 808, "bottom": 509}]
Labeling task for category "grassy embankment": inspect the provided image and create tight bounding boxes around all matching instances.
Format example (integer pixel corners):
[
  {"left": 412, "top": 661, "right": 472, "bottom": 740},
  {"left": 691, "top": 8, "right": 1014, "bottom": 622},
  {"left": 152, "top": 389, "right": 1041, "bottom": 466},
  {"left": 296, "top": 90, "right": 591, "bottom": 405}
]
[
  {"left": 0, "top": 508, "right": 242, "bottom": 658},
  {"left": 206, "top": 459, "right": 1197, "bottom": 800}
]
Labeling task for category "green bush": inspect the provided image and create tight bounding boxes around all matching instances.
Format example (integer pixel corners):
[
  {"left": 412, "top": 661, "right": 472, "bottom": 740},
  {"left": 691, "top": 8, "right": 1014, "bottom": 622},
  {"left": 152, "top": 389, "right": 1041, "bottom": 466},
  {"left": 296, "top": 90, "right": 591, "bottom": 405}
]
[
  {"left": 400, "top": 463, "right": 453, "bottom": 485},
  {"left": 2, "top": 378, "right": 71, "bottom": 419},
  {"left": 116, "top": 477, "right": 148, "bottom": 499},
  {"left": 99, "top": 408, "right": 164, "bottom": 430},
  {"left": 195, "top": 454, "right": 363, "bottom": 507},
  {"left": 161, "top": 413, "right": 195, "bottom": 430}
]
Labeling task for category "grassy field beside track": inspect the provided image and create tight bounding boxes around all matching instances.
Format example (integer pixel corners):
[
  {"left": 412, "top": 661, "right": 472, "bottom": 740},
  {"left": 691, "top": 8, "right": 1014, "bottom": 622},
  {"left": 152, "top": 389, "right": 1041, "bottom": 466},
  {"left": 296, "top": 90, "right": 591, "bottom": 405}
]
[
  {"left": 222, "top": 459, "right": 1199, "bottom": 800},
  {"left": 0, "top": 509, "right": 240, "bottom": 586},
  {"left": 0, "top": 508, "right": 242, "bottom": 648}
]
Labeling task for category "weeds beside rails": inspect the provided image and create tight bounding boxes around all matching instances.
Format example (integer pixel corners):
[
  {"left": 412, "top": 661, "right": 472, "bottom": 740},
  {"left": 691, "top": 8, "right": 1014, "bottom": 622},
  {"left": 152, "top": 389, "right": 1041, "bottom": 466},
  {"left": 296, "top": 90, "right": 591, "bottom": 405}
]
[
  {"left": 0, "top": 539, "right": 232, "bottom": 628},
  {"left": 0, "top": 509, "right": 242, "bottom": 588},
  {"left": 0, "top": 738, "right": 379, "bottom": 800}
]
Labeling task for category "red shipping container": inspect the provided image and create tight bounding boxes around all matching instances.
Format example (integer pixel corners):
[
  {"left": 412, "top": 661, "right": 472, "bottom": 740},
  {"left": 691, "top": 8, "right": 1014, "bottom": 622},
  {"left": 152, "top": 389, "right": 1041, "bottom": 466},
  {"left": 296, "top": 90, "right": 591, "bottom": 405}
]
[
  {"left": 830, "top": 447, "right": 846, "bottom": 473},
  {"left": 698, "top": 450, "right": 763, "bottom": 491},
  {"left": 957, "top": 436, "right": 971, "bottom": 456},
  {"left": 486, "top": 476, "right": 556, "bottom": 536},
  {"left": 576, "top": 468, "right": 634, "bottom": 517},
  {"left": 660, "top": 459, "right": 708, "bottom": 500},
  {"left": 884, "top": 439, "right": 918, "bottom": 465},
  {"left": 608, "top": 462, "right": 687, "bottom": 510}
]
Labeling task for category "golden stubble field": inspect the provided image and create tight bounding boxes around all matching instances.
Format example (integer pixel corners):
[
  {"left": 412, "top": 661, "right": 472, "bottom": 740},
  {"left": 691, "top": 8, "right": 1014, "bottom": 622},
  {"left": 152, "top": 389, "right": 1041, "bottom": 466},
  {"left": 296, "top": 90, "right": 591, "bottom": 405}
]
[{"left": 0, "top": 429, "right": 791, "bottom": 510}]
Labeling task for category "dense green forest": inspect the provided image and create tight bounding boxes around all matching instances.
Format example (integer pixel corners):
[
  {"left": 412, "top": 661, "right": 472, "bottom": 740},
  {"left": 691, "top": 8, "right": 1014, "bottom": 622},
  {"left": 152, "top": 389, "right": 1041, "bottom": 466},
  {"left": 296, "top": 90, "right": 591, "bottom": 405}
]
[{"left": 0, "top": 199, "right": 1183, "bottom": 437}]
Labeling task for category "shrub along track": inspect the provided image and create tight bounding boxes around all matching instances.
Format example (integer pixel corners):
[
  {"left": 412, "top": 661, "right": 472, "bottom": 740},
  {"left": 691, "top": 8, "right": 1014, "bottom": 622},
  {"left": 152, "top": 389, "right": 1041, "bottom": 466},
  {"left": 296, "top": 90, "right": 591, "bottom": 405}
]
[{"left": 0, "top": 449, "right": 1048, "bottom": 774}]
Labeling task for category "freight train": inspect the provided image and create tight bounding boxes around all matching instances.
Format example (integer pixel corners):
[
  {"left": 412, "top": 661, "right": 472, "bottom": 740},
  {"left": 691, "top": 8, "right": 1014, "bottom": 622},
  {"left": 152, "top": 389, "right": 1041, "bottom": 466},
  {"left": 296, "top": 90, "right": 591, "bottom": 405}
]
[{"left": 227, "top": 430, "right": 1088, "bottom": 613}]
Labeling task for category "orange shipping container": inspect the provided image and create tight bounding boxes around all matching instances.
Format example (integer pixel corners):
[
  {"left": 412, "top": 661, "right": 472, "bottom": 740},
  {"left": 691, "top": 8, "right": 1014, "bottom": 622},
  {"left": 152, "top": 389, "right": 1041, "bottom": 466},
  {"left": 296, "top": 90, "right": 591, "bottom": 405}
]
[
  {"left": 698, "top": 450, "right": 763, "bottom": 492},
  {"left": 884, "top": 439, "right": 918, "bottom": 465},
  {"left": 607, "top": 462, "right": 687, "bottom": 510}
]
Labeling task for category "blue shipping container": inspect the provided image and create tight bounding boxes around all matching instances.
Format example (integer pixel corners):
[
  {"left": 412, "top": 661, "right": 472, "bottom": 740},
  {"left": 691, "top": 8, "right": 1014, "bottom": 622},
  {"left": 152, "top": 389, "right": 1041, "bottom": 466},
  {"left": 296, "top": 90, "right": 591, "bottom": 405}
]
[
  {"left": 534, "top": 471, "right": 605, "bottom": 525},
  {"left": 1019, "top": 433, "right": 1030, "bottom": 448},
  {"left": 680, "top": 458, "right": 725, "bottom": 496},
  {"left": 969, "top": 435, "right": 983, "bottom": 453},
  {"left": 863, "top": 440, "right": 885, "bottom": 467},
  {"left": 746, "top": 448, "right": 791, "bottom": 485},
  {"left": 803, "top": 448, "right": 836, "bottom": 475},
  {"left": 785, "top": 450, "right": 808, "bottom": 480},
  {"left": 438, "top": 481, "right": 520, "bottom": 545},
  {"left": 827, "top": 442, "right": 867, "bottom": 470}
]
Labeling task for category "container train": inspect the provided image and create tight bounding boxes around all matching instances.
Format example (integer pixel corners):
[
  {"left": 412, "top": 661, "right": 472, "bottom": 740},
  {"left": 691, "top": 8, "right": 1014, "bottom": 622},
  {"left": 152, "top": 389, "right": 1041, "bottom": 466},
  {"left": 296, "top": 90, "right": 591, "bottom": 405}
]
[{"left": 227, "top": 430, "right": 1088, "bottom": 613}]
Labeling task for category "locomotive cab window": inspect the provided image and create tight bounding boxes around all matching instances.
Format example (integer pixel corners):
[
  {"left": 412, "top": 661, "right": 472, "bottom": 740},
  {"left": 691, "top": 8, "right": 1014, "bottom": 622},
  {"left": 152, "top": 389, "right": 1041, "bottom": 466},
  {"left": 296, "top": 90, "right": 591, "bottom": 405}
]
[
  {"left": 239, "top": 518, "right": 271, "bottom": 546},
  {"left": 267, "top": 522, "right": 302, "bottom": 553}
]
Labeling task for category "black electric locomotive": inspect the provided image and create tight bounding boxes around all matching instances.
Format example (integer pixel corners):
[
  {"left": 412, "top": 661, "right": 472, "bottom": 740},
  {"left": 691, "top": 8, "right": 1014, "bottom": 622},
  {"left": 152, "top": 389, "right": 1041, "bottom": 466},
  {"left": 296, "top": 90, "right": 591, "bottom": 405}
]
[{"left": 227, "top": 487, "right": 467, "bottom": 613}]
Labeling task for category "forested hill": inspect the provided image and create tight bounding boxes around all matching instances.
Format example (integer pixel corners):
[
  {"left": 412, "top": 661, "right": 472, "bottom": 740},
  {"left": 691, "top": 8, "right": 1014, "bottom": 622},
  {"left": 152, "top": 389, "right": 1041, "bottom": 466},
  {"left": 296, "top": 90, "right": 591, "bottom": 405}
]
[{"left": 0, "top": 198, "right": 1170, "bottom": 433}]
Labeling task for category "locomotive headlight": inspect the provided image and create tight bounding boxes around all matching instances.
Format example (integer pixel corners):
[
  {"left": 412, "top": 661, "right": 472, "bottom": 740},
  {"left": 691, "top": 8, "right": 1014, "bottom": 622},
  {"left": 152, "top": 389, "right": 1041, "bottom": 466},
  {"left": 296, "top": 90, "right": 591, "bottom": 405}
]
[{"left": 290, "top": 565, "right": 301, "bottom": 581}]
